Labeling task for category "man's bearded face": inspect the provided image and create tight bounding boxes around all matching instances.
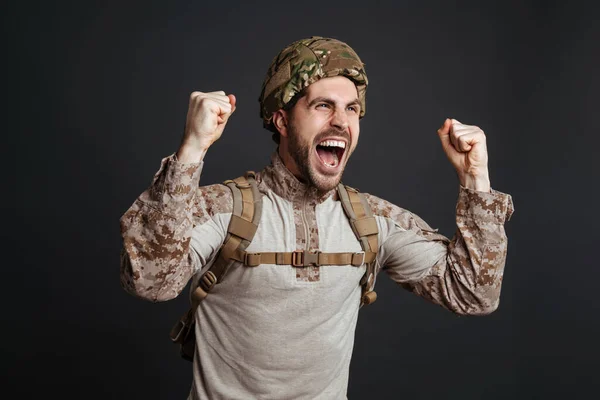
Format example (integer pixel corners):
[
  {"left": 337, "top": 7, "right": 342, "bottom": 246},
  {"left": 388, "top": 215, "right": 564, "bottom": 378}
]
[{"left": 282, "top": 76, "right": 361, "bottom": 192}]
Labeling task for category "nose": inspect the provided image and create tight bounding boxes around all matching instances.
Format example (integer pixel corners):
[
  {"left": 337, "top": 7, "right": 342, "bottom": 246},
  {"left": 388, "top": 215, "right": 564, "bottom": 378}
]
[{"left": 330, "top": 107, "right": 349, "bottom": 131}]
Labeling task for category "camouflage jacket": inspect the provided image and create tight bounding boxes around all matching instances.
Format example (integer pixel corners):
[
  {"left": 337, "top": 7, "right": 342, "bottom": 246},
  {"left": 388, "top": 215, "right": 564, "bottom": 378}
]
[{"left": 120, "top": 151, "right": 514, "bottom": 400}]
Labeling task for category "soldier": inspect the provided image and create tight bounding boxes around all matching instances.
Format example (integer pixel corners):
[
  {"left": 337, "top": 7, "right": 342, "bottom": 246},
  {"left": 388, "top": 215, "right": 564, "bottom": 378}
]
[{"left": 120, "top": 36, "right": 514, "bottom": 399}]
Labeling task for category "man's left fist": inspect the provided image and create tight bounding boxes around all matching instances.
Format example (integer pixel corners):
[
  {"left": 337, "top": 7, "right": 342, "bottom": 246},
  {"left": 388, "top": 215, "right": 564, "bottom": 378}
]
[{"left": 437, "top": 118, "right": 491, "bottom": 192}]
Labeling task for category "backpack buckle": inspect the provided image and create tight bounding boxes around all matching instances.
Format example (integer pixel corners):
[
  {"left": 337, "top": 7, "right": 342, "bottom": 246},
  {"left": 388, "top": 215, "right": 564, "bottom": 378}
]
[
  {"left": 291, "top": 250, "right": 320, "bottom": 267},
  {"left": 199, "top": 271, "right": 217, "bottom": 292},
  {"left": 291, "top": 251, "right": 304, "bottom": 267},
  {"left": 244, "top": 252, "right": 261, "bottom": 267}
]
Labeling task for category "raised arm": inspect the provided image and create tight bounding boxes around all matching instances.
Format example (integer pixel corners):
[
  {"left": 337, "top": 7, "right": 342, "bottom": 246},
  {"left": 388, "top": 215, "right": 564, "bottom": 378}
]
[
  {"left": 120, "top": 91, "right": 236, "bottom": 302},
  {"left": 368, "top": 118, "right": 513, "bottom": 315}
]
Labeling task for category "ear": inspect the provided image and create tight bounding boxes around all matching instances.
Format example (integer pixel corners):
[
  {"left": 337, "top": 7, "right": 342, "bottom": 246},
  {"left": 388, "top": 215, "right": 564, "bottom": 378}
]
[{"left": 272, "top": 110, "right": 289, "bottom": 137}]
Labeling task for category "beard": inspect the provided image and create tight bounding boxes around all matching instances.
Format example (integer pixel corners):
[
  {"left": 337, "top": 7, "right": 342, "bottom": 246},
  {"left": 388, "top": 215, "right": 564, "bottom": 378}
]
[{"left": 287, "top": 123, "right": 352, "bottom": 193}]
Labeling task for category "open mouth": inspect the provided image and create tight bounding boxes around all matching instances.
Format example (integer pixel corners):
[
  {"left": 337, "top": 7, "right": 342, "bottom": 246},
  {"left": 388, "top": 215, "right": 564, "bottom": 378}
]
[{"left": 315, "top": 139, "right": 346, "bottom": 169}]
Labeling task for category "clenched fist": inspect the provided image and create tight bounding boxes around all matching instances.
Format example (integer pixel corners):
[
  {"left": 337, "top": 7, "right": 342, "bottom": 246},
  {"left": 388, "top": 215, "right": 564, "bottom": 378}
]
[
  {"left": 176, "top": 91, "right": 236, "bottom": 163},
  {"left": 437, "top": 118, "right": 491, "bottom": 192}
]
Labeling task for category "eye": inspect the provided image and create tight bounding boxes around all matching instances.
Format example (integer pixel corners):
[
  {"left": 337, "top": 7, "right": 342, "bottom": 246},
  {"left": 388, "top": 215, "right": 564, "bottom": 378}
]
[
  {"left": 347, "top": 105, "right": 358, "bottom": 113},
  {"left": 316, "top": 103, "right": 330, "bottom": 109}
]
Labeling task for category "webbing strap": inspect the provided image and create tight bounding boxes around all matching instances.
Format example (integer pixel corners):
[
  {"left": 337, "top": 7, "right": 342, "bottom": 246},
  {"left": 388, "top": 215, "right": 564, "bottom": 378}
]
[
  {"left": 178, "top": 172, "right": 261, "bottom": 351},
  {"left": 337, "top": 183, "right": 379, "bottom": 305},
  {"left": 230, "top": 250, "right": 376, "bottom": 267},
  {"left": 196, "top": 172, "right": 261, "bottom": 296},
  {"left": 346, "top": 189, "right": 378, "bottom": 255}
]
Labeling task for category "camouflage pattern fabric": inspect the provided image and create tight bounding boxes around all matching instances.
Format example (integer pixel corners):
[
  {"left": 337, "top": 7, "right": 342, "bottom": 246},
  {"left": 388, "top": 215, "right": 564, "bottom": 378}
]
[{"left": 258, "top": 36, "right": 368, "bottom": 130}]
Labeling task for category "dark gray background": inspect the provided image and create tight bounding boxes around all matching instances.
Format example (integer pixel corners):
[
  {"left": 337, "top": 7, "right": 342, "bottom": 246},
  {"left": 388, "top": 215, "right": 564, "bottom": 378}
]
[{"left": 6, "top": 1, "right": 599, "bottom": 399}]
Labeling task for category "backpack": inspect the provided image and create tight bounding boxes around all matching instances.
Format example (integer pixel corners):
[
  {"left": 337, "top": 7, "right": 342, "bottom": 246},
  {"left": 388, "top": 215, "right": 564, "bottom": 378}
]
[{"left": 170, "top": 171, "right": 379, "bottom": 361}]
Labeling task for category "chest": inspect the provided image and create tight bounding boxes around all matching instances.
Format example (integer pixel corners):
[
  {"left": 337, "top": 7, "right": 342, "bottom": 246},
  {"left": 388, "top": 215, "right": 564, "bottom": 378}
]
[{"left": 249, "top": 192, "right": 364, "bottom": 254}]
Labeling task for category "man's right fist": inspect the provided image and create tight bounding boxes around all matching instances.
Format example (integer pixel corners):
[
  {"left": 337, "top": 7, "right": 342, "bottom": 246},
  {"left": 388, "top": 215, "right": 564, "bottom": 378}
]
[{"left": 177, "top": 91, "right": 236, "bottom": 163}]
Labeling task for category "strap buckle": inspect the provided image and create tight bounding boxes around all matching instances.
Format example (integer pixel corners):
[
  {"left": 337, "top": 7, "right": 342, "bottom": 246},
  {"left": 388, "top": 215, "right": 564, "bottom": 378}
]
[
  {"left": 244, "top": 252, "right": 261, "bottom": 267},
  {"left": 291, "top": 250, "right": 320, "bottom": 267},
  {"left": 199, "top": 271, "right": 217, "bottom": 292},
  {"left": 291, "top": 251, "right": 304, "bottom": 267}
]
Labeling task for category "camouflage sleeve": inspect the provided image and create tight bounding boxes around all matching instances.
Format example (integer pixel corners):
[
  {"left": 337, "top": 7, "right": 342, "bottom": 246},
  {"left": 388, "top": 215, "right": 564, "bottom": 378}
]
[
  {"left": 119, "top": 154, "right": 231, "bottom": 302},
  {"left": 366, "top": 187, "right": 514, "bottom": 315}
]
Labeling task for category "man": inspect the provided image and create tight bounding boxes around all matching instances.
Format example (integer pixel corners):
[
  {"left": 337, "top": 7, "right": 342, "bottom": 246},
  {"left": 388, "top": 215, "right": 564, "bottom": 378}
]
[{"left": 120, "top": 36, "right": 514, "bottom": 399}]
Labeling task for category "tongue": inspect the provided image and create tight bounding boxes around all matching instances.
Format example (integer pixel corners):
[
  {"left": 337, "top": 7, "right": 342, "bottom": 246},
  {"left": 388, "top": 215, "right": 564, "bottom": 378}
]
[{"left": 317, "top": 147, "right": 337, "bottom": 166}]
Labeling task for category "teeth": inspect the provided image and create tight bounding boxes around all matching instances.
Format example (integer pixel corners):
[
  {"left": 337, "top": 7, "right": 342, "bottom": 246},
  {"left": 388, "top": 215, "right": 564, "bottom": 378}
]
[{"left": 318, "top": 140, "right": 346, "bottom": 149}]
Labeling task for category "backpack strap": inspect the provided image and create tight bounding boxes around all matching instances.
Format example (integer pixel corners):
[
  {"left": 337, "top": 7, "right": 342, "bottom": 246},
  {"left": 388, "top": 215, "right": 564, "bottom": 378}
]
[
  {"left": 171, "top": 175, "right": 380, "bottom": 359},
  {"left": 336, "top": 183, "right": 379, "bottom": 306},
  {"left": 229, "top": 250, "right": 369, "bottom": 267},
  {"left": 170, "top": 171, "right": 261, "bottom": 359},
  {"left": 193, "top": 171, "right": 262, "bottom": 303},
  {"left": 172, "top": 175, "right": 378, "bottom": 349},
  {"left": 220, "top": 179, "right": 379, "bottom": 305}
]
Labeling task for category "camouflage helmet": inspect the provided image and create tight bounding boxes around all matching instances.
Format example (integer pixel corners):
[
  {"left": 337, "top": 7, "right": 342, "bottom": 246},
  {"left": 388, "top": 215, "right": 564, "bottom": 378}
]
[{"left": 259, "top": 36, "right": 368, "bottom": 132}]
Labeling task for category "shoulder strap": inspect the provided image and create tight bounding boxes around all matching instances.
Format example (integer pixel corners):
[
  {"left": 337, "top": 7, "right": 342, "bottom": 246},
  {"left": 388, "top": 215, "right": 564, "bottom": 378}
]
[
  {"left": 191, "top": 171, "right": 262, "bottom": 306},
  {"left": 337, "top": 183, "right": 379, "bottom": 306},
  {"left": 170, "top": 172, "right": 262, "bottom": 357},
  {"left": 188, "top": 178, "right": 377, "bottom": 307}
]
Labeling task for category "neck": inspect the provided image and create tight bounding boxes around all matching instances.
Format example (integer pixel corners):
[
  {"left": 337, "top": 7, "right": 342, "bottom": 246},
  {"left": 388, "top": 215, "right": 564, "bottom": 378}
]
[
  {"left": 278, "top": 142, "right": 306, "bottom": 183},
  {"left": 260, "top": 151, "right": 336, "bottom": 204}
]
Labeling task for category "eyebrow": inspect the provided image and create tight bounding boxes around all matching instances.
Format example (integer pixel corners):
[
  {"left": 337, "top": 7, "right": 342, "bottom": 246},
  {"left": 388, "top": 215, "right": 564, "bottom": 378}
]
[{"left": 307, "top": 96, "right": 361, "bottom": 109}]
